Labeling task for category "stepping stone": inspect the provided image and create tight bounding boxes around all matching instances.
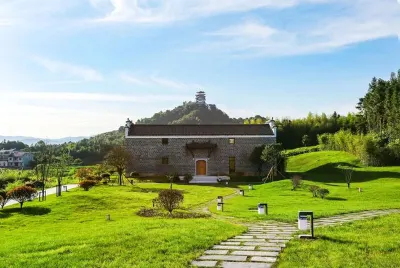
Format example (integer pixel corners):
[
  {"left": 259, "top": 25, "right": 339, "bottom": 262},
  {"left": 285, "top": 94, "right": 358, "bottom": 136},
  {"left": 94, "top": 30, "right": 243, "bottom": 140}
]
[
  {"left": 251, "top": 256, "right": 277, "bottom": 263},
  {"left": 221, "top": 262, "right": 272, "bottom": 268},
  {"left": 231, "top": 251, "right": 279, "bottom": 257},
  {"left": 257, "top": 247, "right": 282, "bottom": 252},
  {"left": 235, "top": 236, "right": 254, "bottom": 239},
  {"left": 199, "top": 255, "right": 247, "bottom": 261},
  {"left": 229, "top": 239, "right": 266, "bottom": 242},
  {"left": 191, "top": 260, "right": 217, "bottom": 267},
  {"left": 244, "top": 242, "right": 281, "bottom": 247},
  {"left": 221, "top": 242, "right": 241, "bottom": 245},
  {"left": 205, "top": 250, "right": 229, "bottom": 255},
  {"left": 213, "top": 245, "right": 256, "bottom": 250},
  {"left": 268, "top": 239, "right": 289, "bottom": 243}
]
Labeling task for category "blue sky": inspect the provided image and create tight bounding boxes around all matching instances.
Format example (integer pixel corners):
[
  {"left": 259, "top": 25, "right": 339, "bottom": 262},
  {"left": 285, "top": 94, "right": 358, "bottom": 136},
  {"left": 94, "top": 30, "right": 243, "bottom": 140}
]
[{"left": 1, "top": 0, "right": 399, "bottom": 138}]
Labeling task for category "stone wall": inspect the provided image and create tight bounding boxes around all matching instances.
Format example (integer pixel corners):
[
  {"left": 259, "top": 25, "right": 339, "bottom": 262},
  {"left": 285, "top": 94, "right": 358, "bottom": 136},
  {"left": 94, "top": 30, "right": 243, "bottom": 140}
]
[{"left": 125, "top": 137, "right": 276, "bottom": 176}]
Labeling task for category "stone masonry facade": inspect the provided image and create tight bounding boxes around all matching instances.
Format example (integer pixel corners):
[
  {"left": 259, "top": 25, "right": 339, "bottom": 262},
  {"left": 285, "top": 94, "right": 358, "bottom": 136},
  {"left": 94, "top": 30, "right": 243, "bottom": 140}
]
[{"left": 125, "top": 136, "right": 276, "bottom": 176}]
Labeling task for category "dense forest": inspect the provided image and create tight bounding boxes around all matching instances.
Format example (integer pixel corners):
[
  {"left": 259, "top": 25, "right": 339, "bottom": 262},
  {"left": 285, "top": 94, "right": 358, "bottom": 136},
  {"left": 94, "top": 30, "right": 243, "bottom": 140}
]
[{"left": 1, "top": 69, "right": 399, "bottom": 165}]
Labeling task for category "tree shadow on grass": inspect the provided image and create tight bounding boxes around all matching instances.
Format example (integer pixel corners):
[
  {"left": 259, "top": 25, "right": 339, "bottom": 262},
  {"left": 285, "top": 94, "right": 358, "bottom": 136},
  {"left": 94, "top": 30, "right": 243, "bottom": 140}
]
[
  {"left": 318, "top": 235, "right": 354, "bottom": 245},
  {"left": 290, "top": 163, "right": 400, "bottom": 183},
  {"left": 1, "top": 207, "right": 51, "bottom": 216},
  {"left": 325, "top": 197, "right": 347, "bottom": 201}
]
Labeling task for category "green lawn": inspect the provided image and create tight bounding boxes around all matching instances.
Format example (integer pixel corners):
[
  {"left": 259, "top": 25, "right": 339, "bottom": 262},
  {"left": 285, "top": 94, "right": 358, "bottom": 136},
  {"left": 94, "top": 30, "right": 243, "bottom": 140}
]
[
  {"left": 210, "top": 151, "right": 400, "bottom": 222},
  {"left": 277, "top": 214, "right": 400, "bottom": 268},
  {"left": 0, "top": 184, "right": 244, "bottom": 268}
]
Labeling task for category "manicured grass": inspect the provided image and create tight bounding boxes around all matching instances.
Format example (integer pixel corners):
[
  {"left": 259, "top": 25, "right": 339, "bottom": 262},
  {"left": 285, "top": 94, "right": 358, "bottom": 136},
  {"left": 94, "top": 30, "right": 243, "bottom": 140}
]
[
  {"left": 210, "top": 151, "right": 400, "bottom": 222},
  {"left": 287, "top": 151, "right": 361, "bottom": 173},
  {"left": 0, "top": 184, "right": 244, "bottom": 268},
  {"left": 278, "top": 214, "right": 400, "bottom": 268}
]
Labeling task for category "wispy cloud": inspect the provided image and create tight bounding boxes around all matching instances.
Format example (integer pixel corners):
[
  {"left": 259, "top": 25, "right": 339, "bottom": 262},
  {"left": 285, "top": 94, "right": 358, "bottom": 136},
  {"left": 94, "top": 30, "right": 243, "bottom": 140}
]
[
  {"left": 4, "top": 91, "right": 190, "bottom": 103},
  {"left": 94, "top": 0, "right": 329, "bottom": 24},
  {"left": 192, "top": 0, "right": 400, "bottom": 57},
  {"left": 33, "top": 56, "right": 104, "bottom": 82},
  {"left": 120, "top": 73, "right": 202, "bottom": 90}
]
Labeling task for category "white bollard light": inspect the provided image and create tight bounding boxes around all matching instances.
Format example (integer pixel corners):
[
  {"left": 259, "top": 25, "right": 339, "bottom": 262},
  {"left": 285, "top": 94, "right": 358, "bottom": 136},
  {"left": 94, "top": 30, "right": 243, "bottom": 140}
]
[
  {"left": 217, "top": 202, "right": 224, "bottom": 211},
  {"left": 258, "top": 203, "right": 267, "bottom": 215},
  {"left": 298, "top": 215, "right": 308, "bottom": 230},
  {"left": 249, "top": 184, "right": 254, "bottom": 190},
  {"left": 217, "top": 196, "right": 223, "bottom": 203},
  {"left": 239, "top": 190, "right": 244, "bottom": 196}
]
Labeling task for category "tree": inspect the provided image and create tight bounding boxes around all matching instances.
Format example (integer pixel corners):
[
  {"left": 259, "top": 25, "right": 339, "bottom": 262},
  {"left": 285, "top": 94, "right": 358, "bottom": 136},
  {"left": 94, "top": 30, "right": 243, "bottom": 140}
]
[
  {"left": 261, "top": 143, "right": 284, "bottom": 181},
  {"left": 75, "top": 167, "right": 93, "bottom": 181},
  {"left": 249, "top": 145, "right": 266, "bottom": 176},
  {"left": 7, "top": 186, "right": 37, "bottom": 209},
  {"left": 105, "top": 146, "right": 131, "bottom": 186},
  {"left": 302, "top": 134, "right": 310, "bottom": 147},
  {"left": 33, "top": 141, "right": 54, "bottom": 200},
  {"left": 53, "top": 152, "right": 74, "bottom": 196},
  {"left": 0, "top": 190, "right": 9, "bottom": 209},
  {"left": 341, "top": 166, "right": 354, "bottom": 189},
  {"left": 157, "top": 189, "right": 184, "bottom": 215}
]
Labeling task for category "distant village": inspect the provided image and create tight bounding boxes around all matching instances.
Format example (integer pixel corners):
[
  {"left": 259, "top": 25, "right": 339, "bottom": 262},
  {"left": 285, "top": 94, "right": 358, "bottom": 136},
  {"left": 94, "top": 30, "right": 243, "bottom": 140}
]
[{"left": 0, "top": 149, "right": 33, "bottom": 169}]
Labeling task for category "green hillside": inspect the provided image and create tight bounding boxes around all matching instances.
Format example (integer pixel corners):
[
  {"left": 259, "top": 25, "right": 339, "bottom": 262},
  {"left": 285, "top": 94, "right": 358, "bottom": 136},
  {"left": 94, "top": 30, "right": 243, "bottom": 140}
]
[
  {"left": 136, "top": 101, "right": 242, "bottom": 125},
  {"left": 287, "top": 151, "right": 361, "bottom": 173}
]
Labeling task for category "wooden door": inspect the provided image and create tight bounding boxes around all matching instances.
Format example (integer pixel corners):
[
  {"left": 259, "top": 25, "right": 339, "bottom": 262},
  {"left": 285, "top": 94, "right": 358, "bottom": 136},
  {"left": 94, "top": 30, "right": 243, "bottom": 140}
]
[{"left": 196, "top": 160, "right": 207, "bottom": 175}]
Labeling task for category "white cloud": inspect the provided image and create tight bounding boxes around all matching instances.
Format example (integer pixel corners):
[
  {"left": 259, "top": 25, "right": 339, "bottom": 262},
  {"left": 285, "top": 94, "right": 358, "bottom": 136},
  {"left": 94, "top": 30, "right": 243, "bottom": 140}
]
[
  {"left": 194, "top": 0, "right": 400, "bottom": 56},
  {"left": 95, "top": 0, "right": 330, "bottom": 23},
  {"left": 33, "top": 56, "right": 104, "bottom": 82},
  {"left": 120, "top": 73, "right": 202, "bottom": 90}
]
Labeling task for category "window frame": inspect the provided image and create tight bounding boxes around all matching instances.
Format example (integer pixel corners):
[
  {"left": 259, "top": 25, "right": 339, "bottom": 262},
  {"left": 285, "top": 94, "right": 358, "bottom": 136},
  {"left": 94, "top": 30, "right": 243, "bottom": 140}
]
[
  {"left": 161, "top": 157, "right": 169, "bottom": 165},
  {"left": 229, "top": 156, "right": 236, "bottom": 174},
  {"left": 162, "top": 138, "right": 169, "bottom": 145}
]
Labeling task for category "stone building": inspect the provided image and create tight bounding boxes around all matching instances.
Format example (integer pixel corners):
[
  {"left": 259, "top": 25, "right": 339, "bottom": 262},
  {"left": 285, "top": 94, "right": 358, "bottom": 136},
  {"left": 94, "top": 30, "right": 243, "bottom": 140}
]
[{"left": 124, "top": 120, "right": 277, "bottom": 178}]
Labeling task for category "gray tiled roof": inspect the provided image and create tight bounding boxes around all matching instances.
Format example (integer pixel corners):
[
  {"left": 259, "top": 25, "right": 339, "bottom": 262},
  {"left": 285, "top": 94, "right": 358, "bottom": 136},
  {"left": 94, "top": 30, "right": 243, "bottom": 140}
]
[{"left": 128, "top": 124, "right": 274, "bottom": 136}]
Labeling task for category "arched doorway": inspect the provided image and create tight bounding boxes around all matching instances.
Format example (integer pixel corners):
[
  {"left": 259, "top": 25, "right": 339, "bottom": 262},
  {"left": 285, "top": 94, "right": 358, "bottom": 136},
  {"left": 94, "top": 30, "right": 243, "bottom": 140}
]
[{"left": 196, "top": 160, "right": 207, "bottom": 176}]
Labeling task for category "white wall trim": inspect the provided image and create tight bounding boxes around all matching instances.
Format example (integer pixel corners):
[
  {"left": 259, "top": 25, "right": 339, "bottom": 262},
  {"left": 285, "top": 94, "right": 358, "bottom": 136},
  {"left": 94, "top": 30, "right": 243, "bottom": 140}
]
[
  {"left": 195, "top": 158, "right": 208, "bottom": 176},
  {"left": 126, "top": 135, "right": 274, "bottom": 139}
]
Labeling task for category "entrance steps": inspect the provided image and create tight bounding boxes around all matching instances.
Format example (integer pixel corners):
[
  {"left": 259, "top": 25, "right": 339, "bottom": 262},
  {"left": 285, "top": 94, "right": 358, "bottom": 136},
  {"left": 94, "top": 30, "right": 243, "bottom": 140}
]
[{"left": 190, "top": 176, "right": 230, "bottom": 184}]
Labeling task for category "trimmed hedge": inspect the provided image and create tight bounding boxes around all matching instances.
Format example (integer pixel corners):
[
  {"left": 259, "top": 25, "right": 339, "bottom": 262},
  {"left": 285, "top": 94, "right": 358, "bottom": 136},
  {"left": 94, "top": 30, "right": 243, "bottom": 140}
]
[{"left": 283, "top": 146, "right": 320, "bottom": 157}]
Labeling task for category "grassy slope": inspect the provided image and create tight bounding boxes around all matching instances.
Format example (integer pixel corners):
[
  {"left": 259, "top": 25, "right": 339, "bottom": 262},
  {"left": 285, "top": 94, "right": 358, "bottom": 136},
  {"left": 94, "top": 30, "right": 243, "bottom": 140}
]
[
  {"left": 0, "top": 184, "right": 244, "bottom": 268},
  {"left": 278, "top": 214, "right": 400, "bottom": 268},
  {"left": 210, "top": 151, "right": 400, "bottom": 222}
]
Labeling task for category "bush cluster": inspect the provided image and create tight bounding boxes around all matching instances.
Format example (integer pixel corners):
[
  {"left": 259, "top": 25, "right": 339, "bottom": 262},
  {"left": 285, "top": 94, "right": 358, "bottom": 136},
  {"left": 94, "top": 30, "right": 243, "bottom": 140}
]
[
  {"left": 318, "top": 130, "right": 400, "bottom": 166},
  {"left": 283, "top": 146, "right": 320, "bottom": 157},
  {"left": 79, "top": 180, "right": 97, "bottom": 191},
  {"left": 309, "top": 185, "right": 330, "bottom": 199},
  {"left": 157, "top": 189, "right": 184, "bottom": 215}
]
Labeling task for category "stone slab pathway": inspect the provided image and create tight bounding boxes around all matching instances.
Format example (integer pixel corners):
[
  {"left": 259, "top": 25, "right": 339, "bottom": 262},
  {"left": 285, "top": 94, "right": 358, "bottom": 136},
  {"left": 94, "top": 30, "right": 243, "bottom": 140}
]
[
  {"left": 4, "top": 184, "right": 79, "bottom": 208},
  {"left": 192, "top": 209, "right": 400, "bottom": 267}
]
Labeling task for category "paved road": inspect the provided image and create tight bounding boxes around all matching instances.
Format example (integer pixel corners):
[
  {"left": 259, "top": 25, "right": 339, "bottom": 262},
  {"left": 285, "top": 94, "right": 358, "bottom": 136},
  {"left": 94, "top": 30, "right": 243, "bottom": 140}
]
[{"left": 4, "top": 184, "right": 79, "bottom": 208}]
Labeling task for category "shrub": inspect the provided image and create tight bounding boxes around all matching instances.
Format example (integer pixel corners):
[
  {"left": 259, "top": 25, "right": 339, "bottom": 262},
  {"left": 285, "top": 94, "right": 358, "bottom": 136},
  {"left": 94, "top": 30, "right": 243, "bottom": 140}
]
[
  {"left": 25, "top": 182, "right": 35, "bottom": 188},
  {"left": 157, "top": 189, "right": 184, "bottom": 215},
  {"left": 283, "top": 146, "right": 320, "bottom": 157},
  {"left": 130, "top": 172, "right": 140, "bottom": 178},
  {"left": 291, "top": 175, "right": 302, "bottom": 190},
  {"left": 75, "top": 167, "right": 93, "bottom": 181},
  {"left": 101, "top": 173, "right": 111, "bottom": 179},
  {"left": 79, "top": 180, "right": 97, "bottom": 191},
  {"left": 318, "top": 188, "right": 330, "bottom": 199},
  {"left": 183, "top": 174, "right": 193, "bottom": 184},
  {"left": 309, "top": 185, "right": 320, "bottom": 197},
  {"left": 32, "top": 181, "right": 44, "bottom": 189},
  {"left": 137, "top": 208, "right": 162, "bottom": 217},
  {"left": 7, "top": 186, "right": 37, "bottom": 209},
  {"left": 0, "top": 190, "right": 9, "bottom": 209}
]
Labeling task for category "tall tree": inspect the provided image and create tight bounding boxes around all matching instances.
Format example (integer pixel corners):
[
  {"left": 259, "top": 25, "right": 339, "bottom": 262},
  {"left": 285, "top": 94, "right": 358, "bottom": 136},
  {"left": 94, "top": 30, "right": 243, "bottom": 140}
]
[
  {"left": 53, "top": 151, "right": 74, "bottom": 196},
  {"left": 105, "top": 146, "right": 131, "bottom": 186},
  {"left": 33, "top": 141, "right": 54, "bottom": 199}
]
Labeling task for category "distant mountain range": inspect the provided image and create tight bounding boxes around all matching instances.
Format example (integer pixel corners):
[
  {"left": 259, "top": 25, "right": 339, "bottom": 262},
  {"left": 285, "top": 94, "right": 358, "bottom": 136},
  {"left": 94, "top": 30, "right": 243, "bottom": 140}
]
[{"left": 0, "top": 136, "right": 88, "bottom": 145}]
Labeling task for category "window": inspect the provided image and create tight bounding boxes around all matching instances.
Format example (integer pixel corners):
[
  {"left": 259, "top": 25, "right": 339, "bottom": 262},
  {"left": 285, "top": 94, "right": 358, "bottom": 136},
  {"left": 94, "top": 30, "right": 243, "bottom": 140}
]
[
  {"left": 229, "top": 157, "right": 236, "bottom": 174},
  {"left": 162, "top": 157, "right": 169, "bottom": 165},
  {"left": 229, "top": 138, "right": 235, "bottom": 144},
  {"left": 162, "top": 138, "right": 169, "bottom": 145}
]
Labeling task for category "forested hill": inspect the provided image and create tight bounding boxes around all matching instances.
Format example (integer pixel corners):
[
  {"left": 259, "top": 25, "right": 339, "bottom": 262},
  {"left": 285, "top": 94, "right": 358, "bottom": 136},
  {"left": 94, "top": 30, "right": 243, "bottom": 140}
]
[{"left": 136, "top": 101, "right": 243, "bottom": 124}]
